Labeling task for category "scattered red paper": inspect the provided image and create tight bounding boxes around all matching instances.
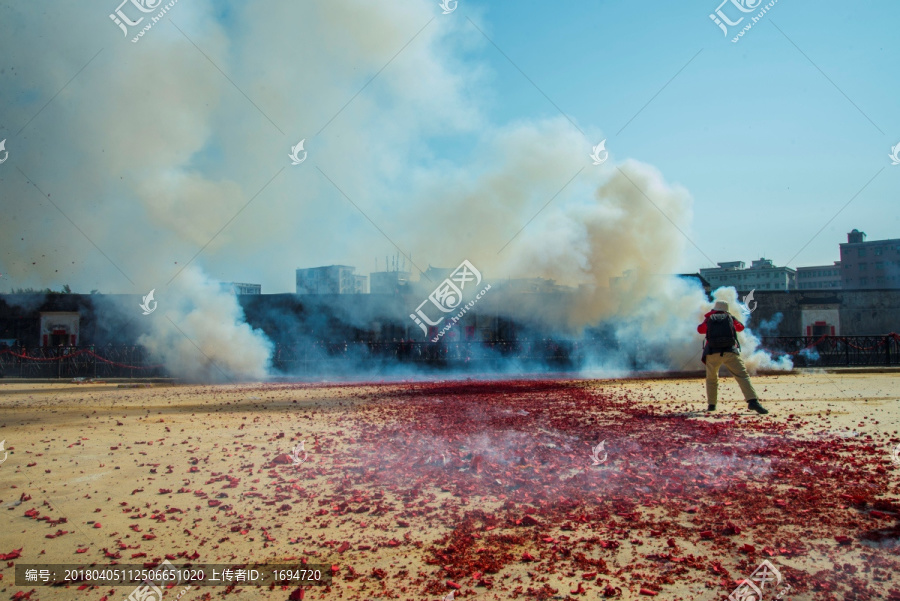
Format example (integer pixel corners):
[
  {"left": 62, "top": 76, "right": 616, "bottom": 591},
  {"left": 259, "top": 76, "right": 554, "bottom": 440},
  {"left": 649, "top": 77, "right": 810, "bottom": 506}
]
[
  {"left": 15, "top": 378, "right": 898, "bottom": 599},
  {"left": 288, "top": 587, "right": 304, "bottom": 600}
]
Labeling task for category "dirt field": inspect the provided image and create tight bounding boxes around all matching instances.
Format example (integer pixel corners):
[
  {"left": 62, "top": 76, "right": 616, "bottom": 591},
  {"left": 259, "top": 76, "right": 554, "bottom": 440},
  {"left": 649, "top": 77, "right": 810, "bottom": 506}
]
[{"left": 1, "top": 371, "right": 898, "bottom": 601}]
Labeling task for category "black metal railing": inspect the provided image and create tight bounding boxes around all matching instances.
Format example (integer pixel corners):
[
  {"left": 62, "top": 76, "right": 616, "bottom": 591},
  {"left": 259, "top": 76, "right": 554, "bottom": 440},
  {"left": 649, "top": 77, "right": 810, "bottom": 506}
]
[
  {"left": 759, "top": 334, "right": 900, "bottom": 367},
  {"left": 0, "top": 346, "right": 165, "bottom": 379}
]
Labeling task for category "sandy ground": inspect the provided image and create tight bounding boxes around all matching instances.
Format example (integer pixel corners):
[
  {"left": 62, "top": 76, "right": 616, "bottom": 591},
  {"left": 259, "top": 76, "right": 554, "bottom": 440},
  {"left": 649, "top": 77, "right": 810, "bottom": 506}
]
[{"left": 0, "top": 371, "right": 898, "bottom": 601}]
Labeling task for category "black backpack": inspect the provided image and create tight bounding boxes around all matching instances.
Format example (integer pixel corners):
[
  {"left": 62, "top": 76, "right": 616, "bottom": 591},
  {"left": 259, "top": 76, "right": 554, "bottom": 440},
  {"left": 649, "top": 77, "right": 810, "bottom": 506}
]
[{"left": 705, "top": 312, "right": 738, "bottom": 354}]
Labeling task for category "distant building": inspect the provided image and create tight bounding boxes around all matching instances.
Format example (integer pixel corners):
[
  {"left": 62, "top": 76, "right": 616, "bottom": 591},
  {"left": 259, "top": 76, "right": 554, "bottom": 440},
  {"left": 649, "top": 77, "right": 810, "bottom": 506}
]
[
  {"left": 796, "top": 263, "right": 842, "bottom": 290},
  {"left": 699, "top": 258, "right": 796, "bottom": 292},
  {"left": 417, "top": 263, "right": 489, "bottom": 293},
  {"left": 220, "top": 282, "right": 261, "bottom": 295},
  {"left": 296, "top": 266, "right": 367, "bottom": 295},
  {"left": 370, "top": 270, "right": 411, "bottom": 295},
  {"left": 839, "top": 229, "right": 900, "bottom": 289},
  {"left": 40, "top": 311, "right": 80, "bottom": 347}
]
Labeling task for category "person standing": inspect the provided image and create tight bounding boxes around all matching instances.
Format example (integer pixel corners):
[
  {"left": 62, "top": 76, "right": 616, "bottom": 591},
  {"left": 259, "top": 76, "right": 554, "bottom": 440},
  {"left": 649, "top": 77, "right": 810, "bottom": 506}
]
[{"left": 697, "top": 300, "right": 768, "bottom": 414}]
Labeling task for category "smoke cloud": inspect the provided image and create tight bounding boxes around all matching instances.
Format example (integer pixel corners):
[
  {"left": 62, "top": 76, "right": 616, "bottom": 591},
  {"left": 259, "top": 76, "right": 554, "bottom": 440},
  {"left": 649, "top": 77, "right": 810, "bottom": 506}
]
[
  {"left": 136, "top": 267, "right": 272, "bottom": 382},
  {"left": 0, "top": 0, "right": 787, "bottom": 378}
]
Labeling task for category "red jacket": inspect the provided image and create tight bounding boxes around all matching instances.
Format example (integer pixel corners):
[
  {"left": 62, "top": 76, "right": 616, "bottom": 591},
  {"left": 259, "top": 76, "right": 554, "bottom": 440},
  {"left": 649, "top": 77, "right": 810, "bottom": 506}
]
[{"left": 697, "top": 310, "right": 745, "bottom": 334}]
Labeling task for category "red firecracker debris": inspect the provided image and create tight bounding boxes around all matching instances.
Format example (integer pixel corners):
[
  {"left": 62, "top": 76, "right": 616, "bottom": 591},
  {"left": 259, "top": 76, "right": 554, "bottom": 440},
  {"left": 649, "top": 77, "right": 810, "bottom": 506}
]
[
  {"left": 602, "top": 584, "right": 622, "bottom": 597},
  {"left": 521, "top": 515, "right": 541, "bottom": 527},
  {"left": 288, "top": 588, "right": 304, "bottom": 600},
  {"left": 23, "top": 377, "right": 895, "bottom": 599},
  {"left": 835, "top": 535, "right": 853, "bottom": 545}
]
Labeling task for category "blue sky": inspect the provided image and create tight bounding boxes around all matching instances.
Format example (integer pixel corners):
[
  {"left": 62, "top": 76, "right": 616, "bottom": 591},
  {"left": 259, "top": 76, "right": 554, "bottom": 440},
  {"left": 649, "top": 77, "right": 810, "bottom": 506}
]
[{"left": 447, "top": 0, "right": 899, "bottom": 269}]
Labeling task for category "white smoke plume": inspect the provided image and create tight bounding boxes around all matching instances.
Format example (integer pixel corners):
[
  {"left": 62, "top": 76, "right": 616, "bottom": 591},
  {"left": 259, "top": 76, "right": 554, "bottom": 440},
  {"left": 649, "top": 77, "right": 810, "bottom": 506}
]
[
  {"left": 136, "top": 267, "right": 272, "bottom": 381},
  {"left": 1, "top": 0, "right": 488, "bottom": 379},
  {"left": 0, "top": 0, "right": 787, "bottom": 378}
]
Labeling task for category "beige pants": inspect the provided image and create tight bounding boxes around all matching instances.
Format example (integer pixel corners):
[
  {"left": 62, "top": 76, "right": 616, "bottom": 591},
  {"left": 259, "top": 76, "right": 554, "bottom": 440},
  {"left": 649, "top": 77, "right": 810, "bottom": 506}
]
[{"left": 705, "top": 351, "right": 758, "bottom": 406}]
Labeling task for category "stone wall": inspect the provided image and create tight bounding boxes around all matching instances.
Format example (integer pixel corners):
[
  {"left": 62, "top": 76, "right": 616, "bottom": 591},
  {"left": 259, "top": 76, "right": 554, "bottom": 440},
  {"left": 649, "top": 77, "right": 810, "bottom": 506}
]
[{"left": 742, "top": 289, "right": 900, "bottom": 336}]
